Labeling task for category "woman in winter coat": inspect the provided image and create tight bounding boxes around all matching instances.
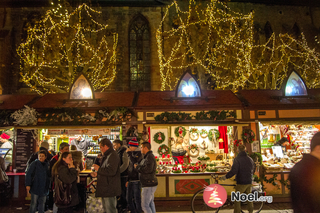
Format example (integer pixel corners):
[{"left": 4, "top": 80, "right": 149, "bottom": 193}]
[
  {"left": 25, "top": 150, "right": 50, "bottom": 213},
  {"left": 51, "top": 152, "right": 79, "bottom": 213}
]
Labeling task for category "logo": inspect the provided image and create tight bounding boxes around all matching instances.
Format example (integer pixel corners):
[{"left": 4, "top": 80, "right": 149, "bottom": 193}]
[{"left": 203, "top": 184, "right": 227, "bottom": 208}]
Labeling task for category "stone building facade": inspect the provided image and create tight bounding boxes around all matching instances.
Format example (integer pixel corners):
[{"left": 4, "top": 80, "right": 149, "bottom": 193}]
[{"left": 0, "top": 0, "right": 320, "bottom": 95}]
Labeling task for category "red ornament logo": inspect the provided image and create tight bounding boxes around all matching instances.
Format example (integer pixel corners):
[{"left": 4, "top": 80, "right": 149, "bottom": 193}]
[{"left": 203, "top": 184, "right": 227, "bottom": 208}]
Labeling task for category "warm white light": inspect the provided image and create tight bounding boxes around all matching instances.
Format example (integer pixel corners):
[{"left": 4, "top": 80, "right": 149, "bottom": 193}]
[
  {"left": 286, "top": 86, "right": 292, "bottom": 95},
  {"left": 182, "top": 85, "right": 194, "bottom": 96},
  {"left": 81, "top": 88, "right": 92, "bottom": 98},
  {"left": 230, "top": 151, "right": 234, "bottom": 157}
]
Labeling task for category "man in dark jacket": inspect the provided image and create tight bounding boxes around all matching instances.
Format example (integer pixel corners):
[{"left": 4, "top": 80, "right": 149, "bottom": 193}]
[
  {"left": 126, "top": 138, "right": 143, "bottom": 213},
  {"left": 220, "top": 144, "right": 254, "bottom": 213},
  {"left": 134, "top": 142, "right": 158, "bottom": 213},
  {"left": 91, "top": 138, "right": 121, "bottom": 213},
  {"left": 26, "top": 141, "right": 53, "bottom": 172},
  {"left": 113, "top": 139, "right": 129, "bottom": 213},
  {"left": 289, "top": 132, "right": 320, "bottom": 213}
]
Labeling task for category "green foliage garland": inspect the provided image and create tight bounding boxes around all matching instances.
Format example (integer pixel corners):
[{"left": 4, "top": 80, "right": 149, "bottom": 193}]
[
  {"left": 250, "top": 152, "right": 263, "bottom": 165},
  {"left": 0, "top": 110, "right": 14, "bottom": 126},
  {"left": 175, "top": 126, "right": 187, "bottom": 137},
  {"left": 154, "top": 110, "right": 236, "bottom": 123},
  {"left": 242, "top": 129, "right": 255, "bottom": 144},
  {"left": 153, "top": 132, "right": 165, "bottom": 144},
  {"left": 158, "top": 144, "right": 170, "bottom": 155}
]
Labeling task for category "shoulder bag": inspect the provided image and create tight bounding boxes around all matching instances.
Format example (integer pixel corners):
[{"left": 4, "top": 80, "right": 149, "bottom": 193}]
[
  {"left": 0, "top": 167, "right": 8, "bottom": 184},
  {"left": 54, "top": 175, "right": 72, "bottom": 206}
]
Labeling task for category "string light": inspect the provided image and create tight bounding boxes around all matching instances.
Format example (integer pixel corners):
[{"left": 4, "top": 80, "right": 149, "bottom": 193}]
[
  {"left": 17, "top": 1, "right": 118, "bottom": 95},
  {"left": 157, "top": 0, "right": 320, "bottom": 91}
]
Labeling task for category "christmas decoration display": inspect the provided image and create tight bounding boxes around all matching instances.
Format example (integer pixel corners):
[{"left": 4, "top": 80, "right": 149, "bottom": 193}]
[
  {"left": 242, "top": 129, "right": 255, "bottom": 144},
  {"left": 208, "top": 129, "right": 220, "bottom": 141},
  {"left": 11, "top": 105, "right": 39, "bottom": 126},
  {"left": 158, "top": 144, "right": 170, "bottom": 155},
  {"left": 174, "top": 126, "right": 187, "bottom": 137},
  {"left": 157, "top": 0, "right": 320, "bottom": 91},
  {"left": 200, "top": 129, "right": 208, "bottom": 138},
  {"left": 197, "top": 155, "right": 210, "bottom": 161},
  {"left": 155, "top": 110, "right": 236, "bottom": 123},
  {"left": 17, "top": 2, "right": 118, "bottom": 94},
  {"left": 200, "top": 140, "right": 208, "bottom": 150},
  {"left": 171, "top": 166, "right": 182, "bottom": 173},
  {"left": 153, "top": 132, "right": 166, "bottom": 144},
  {"left": 233, "top": 139, "right": 243, "bottom": 147},
  {"left": 188, "top": 143, "right": 199, "bottom": 157},
  {"left": 190, "top": 128, "right": 199, "bottom": 141}
]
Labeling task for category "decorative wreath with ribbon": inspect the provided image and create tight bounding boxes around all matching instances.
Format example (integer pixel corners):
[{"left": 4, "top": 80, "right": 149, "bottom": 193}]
[
  {"left": 153, "top": 132, "right": 165, "bottom": 144},
  {"left": 242, "top": 129, "right": 255, "bottom": 144},
  {"left": 188, "top": 144, "right": 200, "bottom": 157},
  {"left": 189, "top": 128, "right": 199, "bottom": 141},
  {"left": 200, "top": 129, "right": 208, "bottom": 138},
  {"left": 175, "top": 126, "right": 187, "bottom": 137},
  {"left": 208, "top": 129, "right": 220, "bottom": 141},
  {"left": 158, "top": 144, "right": 170, "bottom": 155}
]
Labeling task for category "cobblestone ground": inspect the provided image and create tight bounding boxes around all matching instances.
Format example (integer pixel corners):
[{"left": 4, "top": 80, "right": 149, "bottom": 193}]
[{"left": 0, "top": 201, "right": 293, "bottom": 213}]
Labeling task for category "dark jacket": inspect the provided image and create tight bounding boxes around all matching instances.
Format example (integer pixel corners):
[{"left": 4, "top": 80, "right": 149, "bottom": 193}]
[
  {"left": 55, "top": 162, "right": 79, "bottom": 208},
  {"left": 136, "top": 151, "right": 158, "bottom": 187},
  {"left": 127, "top": 150, "right": 142, "bottom": 181},
  {"left": 26, "top": 147, "right": 53, "bottom": 172},
  {"left": 25, "top": 160, "right": 50, "bottom": 196},
  {"left": 117, "top": 145, "right": 129, "bottom": 176},
  {"left": 95, "top": 148, "right": 121, "bottom": 197},
  {"left": 289, "top": 154, "right": 320, "bottom": 213},
  {"left": 226, "top": 151, "right": 254, "bottom": 184}
]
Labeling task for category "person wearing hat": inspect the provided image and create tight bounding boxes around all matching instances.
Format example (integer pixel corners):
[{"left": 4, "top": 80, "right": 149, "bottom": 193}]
[
  {"left": 0, "top": 133, "right": 12, "bottom": 149},
  {"left": 113, "top": 139, "right": 129, "bottom": 213},
  {"left": 26, "top": 141, "right": 53, "bottom": 172},
  {"left": 126, "top": 138, "right": 142, "bottom": 213},
  {"left": 289, "top": 132, "right": 320, "bottom": 212},
  {"left": 49, "top": 142, "right": 70, "bottom": 213}
]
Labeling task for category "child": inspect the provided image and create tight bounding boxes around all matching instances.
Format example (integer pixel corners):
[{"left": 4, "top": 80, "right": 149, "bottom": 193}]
[{"left": 25, "top": 150, "right": 50, "bottom": 213}]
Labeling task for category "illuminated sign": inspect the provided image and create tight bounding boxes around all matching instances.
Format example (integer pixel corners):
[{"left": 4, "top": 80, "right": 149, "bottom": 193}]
[{"left": 177, "top": 72, "right": 201, "bottom": 97}]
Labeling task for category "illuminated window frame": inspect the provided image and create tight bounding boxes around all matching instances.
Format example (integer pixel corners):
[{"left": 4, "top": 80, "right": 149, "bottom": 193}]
[
  {"left": 283, "top": 71, "right": 308, "bottom": 97},
  {"left": 175, "top": 71, "right": 202, "bottom": 98},
  {"left": 69, "top": 74, "right": 95, "bottom": 100}
]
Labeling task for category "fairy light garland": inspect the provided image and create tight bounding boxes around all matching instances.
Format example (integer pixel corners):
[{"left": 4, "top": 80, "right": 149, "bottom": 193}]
[
  {"left": 157, "top": 0, "right": 320, "bottom": 91},
  {"left": 17, "top": 0, "right": 118, "bottom": 95}
]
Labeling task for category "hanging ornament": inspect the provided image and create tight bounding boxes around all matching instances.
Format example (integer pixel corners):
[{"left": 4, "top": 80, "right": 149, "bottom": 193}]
[
  {"left": 153, "top": 132, "right": 165, "bottom": 144},
  {"left": 200, "top": 140, "right": 208, "bottom": 150}
]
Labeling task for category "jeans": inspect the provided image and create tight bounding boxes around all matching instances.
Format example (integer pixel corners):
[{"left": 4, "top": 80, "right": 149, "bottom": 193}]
[
  {"left": 234, "top": 184, "right": 253, "bottom": 213},
  {"left": 118, "top": 176, "right": 128, "bottom": 211},
  {"left": 141, "top": 186, "right": 157, "bottom": 213},
  {"left": 102, "top": 196, "right": 117, "bottom": 213},
  {"left": 30, "top": 193, "right": 46, "bottom": 213},
  {"left": 127, "top": 181, "right": 142, "bottom": 213},
  {"left": 53, "top": 203, "right": 58, "bottom": 213}
]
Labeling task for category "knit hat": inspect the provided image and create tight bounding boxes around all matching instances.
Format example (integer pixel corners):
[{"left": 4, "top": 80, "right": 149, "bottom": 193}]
[
  {"left": 128, "top": 138, "right": 139, "bottom": 147},
  {"left": 40, "top": 141, "right": 49, "bottom": 150},
  {"left": 0, "top": 133, "right": 10, "bottom": 139}
]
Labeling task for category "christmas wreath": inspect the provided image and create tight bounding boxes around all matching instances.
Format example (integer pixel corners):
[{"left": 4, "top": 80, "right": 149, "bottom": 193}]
[
  {"left": 190, "top": 128, "right": 199, "bottom": 141},
  {"left": 158, "top": 144, "right": 170, "bottom": 155},
  {"left": 153, "top": 132, "right": 165, "bottom": 144},
  {"left": 189, "top": 144, "right": 199, "bottom": 150},
  {"left": 208, "top": 129, "right": 220, "bottom": 141},
  {"left": 242, "top": 129, "right": 255, "bottom": 144},
  {"left": 200, "top": 129, "right": 208, "bottom": 138},
  {"left": 174, "top": 126, "right": 187, "bottom": 137}
]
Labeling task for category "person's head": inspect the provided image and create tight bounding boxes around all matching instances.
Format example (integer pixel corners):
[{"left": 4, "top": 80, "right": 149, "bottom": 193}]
[
  {"left": 99, "top": 138, "right": 112, "bottom": 153},
  {"left": 0, "top": 132, "right": 10, "bottom": 143},
  {"left": 277, "top": 137, "right": 289, "bottom": 146},
  {"left": 40, "top": 141, "right": 49, "bottom": 150},
  {"left": 70, "top": 145, "right": 77, "bottom": 151},
  {"left": 141, "top": 142, "right": 151, "bottom": 155},
  {"left": 52, "top": 152, "right": 71, "bottom": 176},
  {"left": 310, "top": 132, "right": 320, "bottom": 159},
  {"left": 59, "top": 142, "right": 70, "bottom": 153},
  {"left": 38, "top": 150, "right": 47, "bottom": 162},
  {"left": 128, "top": 138, "right": 139, "bottom": 151},
  {"left": 238, "top": 144, "right": 246, "bottom": 152},
  {"left": 113, "top": 139, "right": 123, "bottom": 150}
]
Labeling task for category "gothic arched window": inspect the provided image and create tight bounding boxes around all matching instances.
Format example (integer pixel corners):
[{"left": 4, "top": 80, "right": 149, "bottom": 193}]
[{"left": 129, "top": 15, "right": 151, "bottom": 91}]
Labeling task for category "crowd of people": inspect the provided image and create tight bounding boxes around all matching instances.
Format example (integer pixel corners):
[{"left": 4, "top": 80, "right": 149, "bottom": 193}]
[{"left": 23, "top": 138, "right": 158, "bottom": 213}]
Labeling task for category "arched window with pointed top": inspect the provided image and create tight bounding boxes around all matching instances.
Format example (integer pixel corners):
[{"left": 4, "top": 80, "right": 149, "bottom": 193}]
[
  {"left": 129, "top": 14, "right": 151, "bottom": 91},
  {"left": 69, "top": 74, "right": 94, "bottom": 99},
  {"left": 284, "top": 71, "right": 307, "bottom": 96},
  {"left": 176, "top": 72, "right": 201, "bottom": 97}
]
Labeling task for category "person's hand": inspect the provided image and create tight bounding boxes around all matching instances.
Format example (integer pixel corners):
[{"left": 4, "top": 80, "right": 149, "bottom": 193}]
[
  {"left": 26, "top": 186, "right": 31, "bottom": 197},
  {"left": 219, "top": 176, "right": 227, "bottom": 181},
  {"left": 68, "top": 160, "right": 75, "bottom": 169},
  {"left": 90, "top": 172, "right": 97, "bottom": 178},
  {"left": 93, "top": 164, "right": 100, "bottom": 171},
  {"left": 125, "top": 181, "right": 128, "bottom": 187},
  {"left": 134, "top": 163, "right": 138, "bottom": 169}
]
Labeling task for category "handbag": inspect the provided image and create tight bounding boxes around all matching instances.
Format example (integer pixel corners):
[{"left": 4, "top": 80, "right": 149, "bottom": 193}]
[
  {"left": 86, "top": 195, "right": 104, "bottom": 213},
  {"left": 54, "top": 175, "right": 72, "bottom": 206},
  {"left": 0, "top": 168, "right": 8, "bottom": 184}
]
